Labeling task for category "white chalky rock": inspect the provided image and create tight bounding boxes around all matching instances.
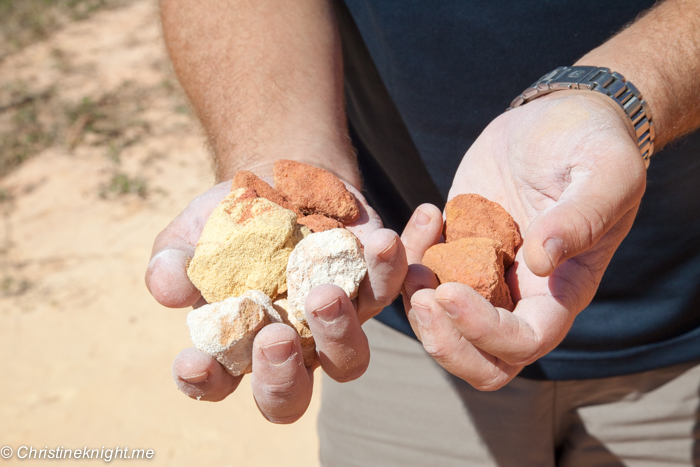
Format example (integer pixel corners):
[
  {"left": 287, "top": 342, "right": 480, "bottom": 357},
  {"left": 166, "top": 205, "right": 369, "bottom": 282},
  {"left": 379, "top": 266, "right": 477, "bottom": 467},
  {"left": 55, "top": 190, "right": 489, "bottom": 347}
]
[
  {"left": 187, "top": 290, "right": 282, "bottom": 376},
  {"left": 286, "top": 228, "right": 367, "bottom": 324}
]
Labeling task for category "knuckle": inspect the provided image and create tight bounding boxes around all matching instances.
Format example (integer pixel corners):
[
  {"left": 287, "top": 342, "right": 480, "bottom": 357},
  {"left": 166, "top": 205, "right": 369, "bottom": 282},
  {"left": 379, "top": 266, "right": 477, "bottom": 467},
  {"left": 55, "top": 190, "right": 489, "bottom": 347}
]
[
  {"left": 259, "top": 378, "right": 304, "bottom": 401},
  {"left": 472, "top": 377, "right": 508, "bottom": 392},
  {"left": 372, "top": 290, "right": 401, "bottom": 308},
  {"left": 569, "top": 199, "right": 607, "bottom": 249},
  {"left": 329, "top": 358, "right": 369, "bottom": 383},
  {"left": 423, "top": 342, "right": 452, "bottom": 362},
  {"left": 470, "top": 370, "right": 511, "bottom": 392}
]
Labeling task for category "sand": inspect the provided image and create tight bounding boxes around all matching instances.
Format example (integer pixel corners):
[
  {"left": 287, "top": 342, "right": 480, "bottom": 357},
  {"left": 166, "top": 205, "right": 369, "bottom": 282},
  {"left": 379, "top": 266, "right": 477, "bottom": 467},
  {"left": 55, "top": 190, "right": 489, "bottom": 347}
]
[{"left": 0, "top": 2, "right": 321, "bottom": 466}]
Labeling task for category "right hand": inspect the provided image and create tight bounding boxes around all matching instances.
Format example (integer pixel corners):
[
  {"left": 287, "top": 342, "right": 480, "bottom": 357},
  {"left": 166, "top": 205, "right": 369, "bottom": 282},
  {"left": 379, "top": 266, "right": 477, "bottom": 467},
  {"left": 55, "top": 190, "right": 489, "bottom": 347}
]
[{"left": 145, "top": 178, "right": 407, "bottom": 423}]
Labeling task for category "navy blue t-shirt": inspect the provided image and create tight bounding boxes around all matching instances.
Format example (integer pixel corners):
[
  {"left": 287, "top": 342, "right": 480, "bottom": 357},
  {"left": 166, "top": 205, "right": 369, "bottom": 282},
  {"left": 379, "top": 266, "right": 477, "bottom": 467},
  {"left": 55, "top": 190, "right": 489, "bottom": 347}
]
[{"left": 338, "top": 0, "right": 700, "bottom": 380}]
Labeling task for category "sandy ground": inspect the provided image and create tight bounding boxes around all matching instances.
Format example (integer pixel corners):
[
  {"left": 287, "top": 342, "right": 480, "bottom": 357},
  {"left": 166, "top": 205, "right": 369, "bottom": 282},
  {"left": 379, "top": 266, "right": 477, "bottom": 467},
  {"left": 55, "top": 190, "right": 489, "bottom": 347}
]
[{"left": 0, "top": 1, "right": 321, "bottom": 465}]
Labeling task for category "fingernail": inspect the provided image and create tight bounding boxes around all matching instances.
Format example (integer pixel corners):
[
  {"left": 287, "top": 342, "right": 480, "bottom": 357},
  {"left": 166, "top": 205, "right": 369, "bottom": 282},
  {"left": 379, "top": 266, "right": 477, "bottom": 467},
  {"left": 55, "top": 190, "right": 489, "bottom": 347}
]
[
  {"left": 378, "top": 237, "right": 398, "bottom": 261},
  {"left": 261, "top": 340, "right": 294, "bottom": 365},
  {"left": 436, "top": 298, "right": 459, "bottom": 319},
  {"left": 312, "top": 298, "right": 342, "bottom": 323},
  {"left": 414, "top": 208, "right": 431, "bottom": 227},
  {"left": 179, "top": 371, "right": 209, "bottom": 384},
  {"left": 543, "top": 236, "right": 565, "bottom": 269},
  {"left": 412, "top": 303, "right": 432, "bottom": 326}
]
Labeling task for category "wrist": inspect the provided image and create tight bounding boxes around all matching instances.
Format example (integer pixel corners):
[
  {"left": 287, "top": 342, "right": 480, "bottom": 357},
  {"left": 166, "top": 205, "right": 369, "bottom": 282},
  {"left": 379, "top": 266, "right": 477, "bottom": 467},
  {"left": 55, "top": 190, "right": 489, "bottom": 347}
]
[
  {"left": 215, "top": 140, "right": 360, "bottom": 189},
  {"left": 509, "top": 66, "right": 654, "bottom": 167},
  {"left": 539, "top": 90, "right": 640, "bottom": 149}
]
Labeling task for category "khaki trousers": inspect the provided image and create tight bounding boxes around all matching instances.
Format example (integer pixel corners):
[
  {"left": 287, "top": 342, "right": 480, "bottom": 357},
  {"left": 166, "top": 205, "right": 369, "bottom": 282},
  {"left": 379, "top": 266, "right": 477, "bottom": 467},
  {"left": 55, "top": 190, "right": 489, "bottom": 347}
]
[{"left": 319, "top": 319, "right": 700, "bottom": 466}]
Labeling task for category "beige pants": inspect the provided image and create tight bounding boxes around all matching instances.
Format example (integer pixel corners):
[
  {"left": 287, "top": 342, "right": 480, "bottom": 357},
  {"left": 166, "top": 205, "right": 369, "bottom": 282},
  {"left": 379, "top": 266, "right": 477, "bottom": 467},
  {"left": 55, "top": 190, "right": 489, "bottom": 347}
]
[{"left": 319, "top": 319, "right": 700, "bottom": 466}]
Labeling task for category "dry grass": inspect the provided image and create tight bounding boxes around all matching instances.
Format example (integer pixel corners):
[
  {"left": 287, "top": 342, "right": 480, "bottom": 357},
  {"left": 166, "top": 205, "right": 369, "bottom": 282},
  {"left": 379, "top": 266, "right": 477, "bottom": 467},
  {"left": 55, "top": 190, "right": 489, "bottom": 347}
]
[
  {"left": 0, "top": 81, "right": 159, "bottom": 178},
  {"left": 0, "top": 0, "right": 133, "bottom": 61}
]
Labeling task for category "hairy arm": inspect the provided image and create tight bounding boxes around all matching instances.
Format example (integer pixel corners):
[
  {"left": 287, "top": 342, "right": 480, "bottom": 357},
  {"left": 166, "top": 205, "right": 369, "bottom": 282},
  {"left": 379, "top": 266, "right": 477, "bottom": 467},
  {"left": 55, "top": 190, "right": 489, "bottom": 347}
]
[
  {"left": 160, "top": 0, "right": 358, "bottom": 184},
  {"left": 576, "top": 0, "right": 700, "bottom": 149}
]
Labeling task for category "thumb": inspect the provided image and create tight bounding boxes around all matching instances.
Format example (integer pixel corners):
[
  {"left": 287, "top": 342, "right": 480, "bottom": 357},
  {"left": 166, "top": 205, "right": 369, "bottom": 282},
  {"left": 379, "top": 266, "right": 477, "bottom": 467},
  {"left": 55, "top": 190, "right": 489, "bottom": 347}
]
[
  {"left": 522, "top": 157, "right": 646, "bottom": 277},
  {"left": 145, "top": 181, "right": 231, "bottom": 307}
]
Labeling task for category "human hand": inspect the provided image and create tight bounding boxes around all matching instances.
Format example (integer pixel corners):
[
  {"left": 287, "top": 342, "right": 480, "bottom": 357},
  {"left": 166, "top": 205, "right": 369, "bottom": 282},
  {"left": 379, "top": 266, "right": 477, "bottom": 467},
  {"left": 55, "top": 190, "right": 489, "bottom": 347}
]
[
  {"left": 401, "top": 91, "right": 647, "bottom": 390},
  {"left": 146, "top": 176, "right": 406, "bottom": 423}
]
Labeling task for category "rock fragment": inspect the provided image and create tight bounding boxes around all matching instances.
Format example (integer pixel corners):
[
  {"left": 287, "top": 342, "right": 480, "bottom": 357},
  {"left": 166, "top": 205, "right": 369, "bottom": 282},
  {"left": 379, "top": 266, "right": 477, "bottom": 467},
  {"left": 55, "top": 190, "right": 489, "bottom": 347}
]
[
  {"left": 297, "top": 214, "right": 344, "bottom": 233},
  {"left": 273, "top": 297, "right": 316, "bottom": 367},
  {"left": 273, "top": 159, "right": 360, "bottom": 223},
  {"left": 286, "top": 228, "right": 367, "bottom": 323},
  {"left": 187, "top": 188, "right": 301, "bottom": 303},
  {"left": 232, "top": 170, "right": 302, "bottom": 216},
  {"left": 423, "top": 237, "right": 513, "bottom": 310},
  {"left": 187, "top": 290, "right": 283, "bottom": 376},
  {"left": 444, "top": 194, "right": 522, "bottom": 266}
]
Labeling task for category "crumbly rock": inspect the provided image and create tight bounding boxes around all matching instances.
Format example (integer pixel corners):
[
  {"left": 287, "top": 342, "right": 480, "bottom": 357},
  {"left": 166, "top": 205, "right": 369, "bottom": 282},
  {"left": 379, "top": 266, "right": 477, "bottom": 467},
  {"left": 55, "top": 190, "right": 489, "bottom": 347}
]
[
  {"left": 273, "top": 297, "right": 316, "bottom": 367},
  {"left": 187, "top": 188, "right": 302, "bottom": 302},
  {"left": 286, "top": 228, "right": 367, "bottom": 323},
  {"left": 297, "top": 214, "right": 344, "bottom": 233},
  {"left": 232, "top": 170, "right": 302, "bottom": 216},
  {"left": 273, "top": 159, "right": 360, "bottom": 223},
  {"left": 187, "top": 290, "right": 283, "bottom": 376},
  {"left": 423, "top": 237, "right": 513, "bottom": 310},
  {"left": 444, "top": 194, "right": 522, "bottom": 266}
]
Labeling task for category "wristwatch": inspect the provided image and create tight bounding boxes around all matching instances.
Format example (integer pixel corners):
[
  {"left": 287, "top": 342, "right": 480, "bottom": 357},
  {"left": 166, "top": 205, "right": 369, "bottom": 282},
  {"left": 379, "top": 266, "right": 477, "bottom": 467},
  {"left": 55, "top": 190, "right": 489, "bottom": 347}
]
[{"left": 508, "top": 66, "right": 655, "bottom": 168}]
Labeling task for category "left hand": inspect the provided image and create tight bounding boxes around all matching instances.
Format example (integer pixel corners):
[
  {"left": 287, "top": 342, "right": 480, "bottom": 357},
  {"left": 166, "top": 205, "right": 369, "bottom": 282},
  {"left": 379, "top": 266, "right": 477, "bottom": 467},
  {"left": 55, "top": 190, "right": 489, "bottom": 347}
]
[
  {"left": 401, "top": 90, "right": 647, "bottom": 390},
  {"left": 146, "top": 177, "right": 407, "bottom": 422}
]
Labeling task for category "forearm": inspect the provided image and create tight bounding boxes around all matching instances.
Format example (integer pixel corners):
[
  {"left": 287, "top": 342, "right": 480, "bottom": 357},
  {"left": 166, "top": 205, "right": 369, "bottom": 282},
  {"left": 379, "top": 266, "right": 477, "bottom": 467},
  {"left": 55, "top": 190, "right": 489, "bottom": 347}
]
[
  {"left": 160, "top": 0, "right": 358, "bottom": 186},
  {"left": 576, "top": 0, "right": 700, "bottom": 150}
]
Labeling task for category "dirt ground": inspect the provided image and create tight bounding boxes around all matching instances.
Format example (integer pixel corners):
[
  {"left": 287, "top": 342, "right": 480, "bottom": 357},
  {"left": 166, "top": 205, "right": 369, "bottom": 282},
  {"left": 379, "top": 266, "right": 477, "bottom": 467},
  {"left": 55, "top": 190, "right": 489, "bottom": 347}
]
[{"left": 0, "top": 1, "right": 321, "bottom": 465}]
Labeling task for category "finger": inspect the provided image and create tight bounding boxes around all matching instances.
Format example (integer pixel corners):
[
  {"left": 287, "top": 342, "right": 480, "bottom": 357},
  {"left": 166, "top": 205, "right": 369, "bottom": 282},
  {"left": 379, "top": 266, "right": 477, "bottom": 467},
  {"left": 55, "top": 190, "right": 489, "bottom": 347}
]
[
  {"left": 522, "top": 153, "right": 646, "bottom": 277},
  {"left": 403, "top": 263, "right": 439, "bottom": 301},
  {"left": 410, "top": 288, "right": 519, "bottom": 391},
  {"left": 145, "top": 181, "right": 230, "bottom": 308},
  {"left": 146, "top": 248, "right": 200, "bottom": 308},
  {"left": 306, "top": 284, "right": 370, "bottom": 382},
  {"left": 357, "top": 228, "right": 407, "bottom": 322},
  {"left": 401, "top": 264, "right": 439, "bottom": 339},
  {"left": 251, "top": 323, "right": 313, "bottom": 424},
  {"left": 400, "top": 203, "right": 444, "bottom": 264},
  {"left": 434, "top": 282, "right": 574, "bottom": 366},
  {"left": 172, "top": 347, "right": 242, "bottom": 402}
]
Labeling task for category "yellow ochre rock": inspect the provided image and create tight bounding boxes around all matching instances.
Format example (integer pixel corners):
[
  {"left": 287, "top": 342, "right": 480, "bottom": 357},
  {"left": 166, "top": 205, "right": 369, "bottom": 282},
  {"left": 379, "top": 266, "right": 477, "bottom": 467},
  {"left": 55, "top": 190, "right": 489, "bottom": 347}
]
[{"left": 187, "top": 188, "right": 308, "bottom": 303}]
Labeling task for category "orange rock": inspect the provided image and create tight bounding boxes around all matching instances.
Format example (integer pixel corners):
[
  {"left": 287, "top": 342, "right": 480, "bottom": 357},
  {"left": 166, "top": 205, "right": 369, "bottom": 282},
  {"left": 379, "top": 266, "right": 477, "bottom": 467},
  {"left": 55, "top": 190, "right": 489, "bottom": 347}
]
[
  {"left": 297, "top": 214, "right": 344, "bottom": 233},
  {"left": 423, "top": 237, "right": 513, "bottom": 310},
  {"left": 232, "top": 170, "right": 302, "bottom": 217},
  {"left": 444, "top": 194, "right": 521, "bottom": 267},
  {"left": 273, "top": 159, "right": 360, "bottom": 224}
]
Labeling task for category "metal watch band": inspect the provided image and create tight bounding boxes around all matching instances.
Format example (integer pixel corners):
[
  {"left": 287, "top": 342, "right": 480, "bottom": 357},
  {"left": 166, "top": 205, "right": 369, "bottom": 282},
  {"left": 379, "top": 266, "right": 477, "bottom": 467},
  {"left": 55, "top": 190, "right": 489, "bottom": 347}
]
[{"left": 508, "top": 66, "right": 655, "bottom": 168}]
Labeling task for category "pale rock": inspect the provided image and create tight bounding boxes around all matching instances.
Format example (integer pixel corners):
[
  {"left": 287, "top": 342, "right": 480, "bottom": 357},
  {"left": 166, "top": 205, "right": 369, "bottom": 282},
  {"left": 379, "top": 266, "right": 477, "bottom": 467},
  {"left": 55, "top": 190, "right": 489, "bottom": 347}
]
[
  {"left": 187, "top": 290, "right": 283, "bottom": 376},
  {"left": 286, "top": 228, "right": 367, "bottom": 324}
]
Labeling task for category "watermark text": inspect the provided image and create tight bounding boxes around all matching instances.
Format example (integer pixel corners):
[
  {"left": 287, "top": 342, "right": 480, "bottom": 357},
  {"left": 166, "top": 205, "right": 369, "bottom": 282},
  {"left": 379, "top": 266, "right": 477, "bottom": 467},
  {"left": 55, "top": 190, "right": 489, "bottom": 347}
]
[{"left": 1, "top": 445, "right": 154, "bottom": 461}]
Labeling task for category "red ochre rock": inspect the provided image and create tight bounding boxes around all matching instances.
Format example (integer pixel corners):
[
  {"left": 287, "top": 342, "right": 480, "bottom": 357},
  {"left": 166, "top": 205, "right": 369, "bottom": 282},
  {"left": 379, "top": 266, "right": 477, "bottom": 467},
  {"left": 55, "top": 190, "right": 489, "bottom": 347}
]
[
  {"left": 273, "top": 159, "right": 360, "bottom": 224},
  {"left": 232, "top": 170, "right": 302, "bottom": 217},
  {"left": 444, "top": 194, "right": 522, "bottom": 267},
  {"left": 423, "top": 237, "right": 514, "bottom": 311},
  {"left": 297, "top": 214, "right": 344, "bottom": 233}
]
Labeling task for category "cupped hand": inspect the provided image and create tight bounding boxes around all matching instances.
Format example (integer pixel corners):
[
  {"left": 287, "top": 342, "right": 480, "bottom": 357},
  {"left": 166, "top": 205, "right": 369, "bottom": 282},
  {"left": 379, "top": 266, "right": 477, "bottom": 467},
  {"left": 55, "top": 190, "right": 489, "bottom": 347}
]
[
  {"left": 401, "top": 91, "right": 647, "bottom": 390},
  {"left": 146, "top": 176, "right": 406, "bottom": 422}
]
